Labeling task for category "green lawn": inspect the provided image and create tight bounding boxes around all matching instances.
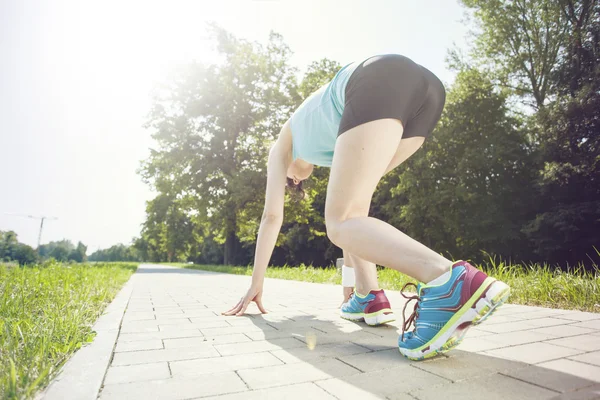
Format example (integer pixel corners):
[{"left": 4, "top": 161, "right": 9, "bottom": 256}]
[
  {"left": 0, "top": 262, "right": 136, "bottom": 400},
  {"left": 173, "top": 258, "right": 600, "bottom": 313}
]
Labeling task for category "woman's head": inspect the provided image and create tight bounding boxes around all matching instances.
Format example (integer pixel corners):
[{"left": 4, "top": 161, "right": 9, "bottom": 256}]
[{"left": 286, "top": 158, "right": 314, "bottom": 200}]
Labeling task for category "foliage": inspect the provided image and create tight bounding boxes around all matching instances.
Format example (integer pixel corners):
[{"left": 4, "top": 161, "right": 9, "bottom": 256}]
[
  {"left": 523, "top": 0, "right": 600, "bottom": 264},
  {"left": 88, "top": 244, "right": 141, "bottom": 262},
  {"left": 134, "top": 12, "right": 599, "bottom": 269},
  {"left": 175, "top": 255, "right": 600, "bottom": 312},
  {"left": 460, "top": 0, "right": 568, "bottom": 108},
  {"left": 383, "top": 69, "right": 537, "bottom": 260}
]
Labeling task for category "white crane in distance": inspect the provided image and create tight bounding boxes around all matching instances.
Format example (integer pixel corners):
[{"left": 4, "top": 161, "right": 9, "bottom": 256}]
[{"left": 2, "top": 213, "right": 58, "bottom": 248}]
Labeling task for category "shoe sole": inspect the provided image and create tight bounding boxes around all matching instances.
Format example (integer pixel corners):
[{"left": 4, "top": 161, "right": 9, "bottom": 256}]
[
  {"left": 340, "top": 309, "right": 396, "bottom": 326},
  {"left": 398, "top": 278, "right": 511, "bottom": 361}
]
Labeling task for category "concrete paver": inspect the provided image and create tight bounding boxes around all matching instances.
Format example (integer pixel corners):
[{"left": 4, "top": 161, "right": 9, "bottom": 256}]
[{"left": 42, "top": 264, "right": 600, "bottom": 400}]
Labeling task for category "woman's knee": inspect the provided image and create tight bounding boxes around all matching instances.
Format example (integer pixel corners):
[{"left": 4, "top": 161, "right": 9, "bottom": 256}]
[{"left": 325, "top": 216, "right": 343, "bottom": 246}]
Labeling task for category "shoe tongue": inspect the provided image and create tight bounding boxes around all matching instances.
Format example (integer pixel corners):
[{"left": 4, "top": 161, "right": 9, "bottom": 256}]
[{"left": 416, "top": 283, "right": 423, "bottom": 296}]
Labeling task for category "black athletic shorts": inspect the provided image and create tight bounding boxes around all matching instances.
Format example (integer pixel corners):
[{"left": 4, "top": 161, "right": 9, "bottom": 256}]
[{"left": 338, "top": 54, "right": 446, "bottom": 139}]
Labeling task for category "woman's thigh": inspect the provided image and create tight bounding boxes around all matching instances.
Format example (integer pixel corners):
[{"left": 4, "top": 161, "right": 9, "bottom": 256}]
[{"left": 325, "top": 118, "right": 404, "bottom": 226}]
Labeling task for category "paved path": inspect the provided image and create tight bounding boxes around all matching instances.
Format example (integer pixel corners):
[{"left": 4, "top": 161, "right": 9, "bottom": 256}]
[{"left": 53, "top": 264, "right": 600, "bottom": 399}]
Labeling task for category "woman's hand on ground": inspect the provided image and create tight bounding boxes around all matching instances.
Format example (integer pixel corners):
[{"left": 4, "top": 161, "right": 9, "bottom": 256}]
[{"left": 222, "top": 285, "right": 267, "bottom": 316}]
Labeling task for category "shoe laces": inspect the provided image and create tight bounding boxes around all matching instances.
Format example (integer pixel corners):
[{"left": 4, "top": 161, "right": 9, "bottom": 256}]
[{"left": 400, "top": 282, "right": 421, "bottom": 341}]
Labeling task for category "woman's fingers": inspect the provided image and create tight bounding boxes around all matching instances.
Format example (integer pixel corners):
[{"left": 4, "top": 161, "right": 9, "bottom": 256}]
[
  {"left": 255, "top": 297, "right": 268, "bottom": 314},
  {"left": 222, "top": 298, "right": 243, "bottom": 315},
  {"left": 236, "top": 299, "right": 251, "bottom": 316}
]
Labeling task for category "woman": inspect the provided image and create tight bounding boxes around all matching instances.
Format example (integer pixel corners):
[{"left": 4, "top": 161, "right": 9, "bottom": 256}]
[{"left": 223, "top": 54, "right": 510, "bottom": 360}]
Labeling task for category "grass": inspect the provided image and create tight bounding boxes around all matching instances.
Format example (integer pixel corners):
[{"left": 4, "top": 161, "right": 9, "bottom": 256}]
[
  {"left": 172, "top": 257, "right": 600, "bottom": 312},
  {"left": 0, "top": 261, "right": 136, "bottom": 400}
]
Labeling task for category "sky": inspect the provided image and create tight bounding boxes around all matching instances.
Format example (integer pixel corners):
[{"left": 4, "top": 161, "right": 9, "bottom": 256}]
[{"left": 0, "top": 0, "right": 470, "bottom": 253}]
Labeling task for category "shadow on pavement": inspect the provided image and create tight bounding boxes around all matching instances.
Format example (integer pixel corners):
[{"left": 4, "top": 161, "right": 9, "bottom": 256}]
[{"left": 224, "top": 310, "right": 600, "bottom": 400}]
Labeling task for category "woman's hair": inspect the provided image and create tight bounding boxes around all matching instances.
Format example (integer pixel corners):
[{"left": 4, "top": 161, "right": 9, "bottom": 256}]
[{"left": 286, "top": 177, "right": 306, "bottom": 201}]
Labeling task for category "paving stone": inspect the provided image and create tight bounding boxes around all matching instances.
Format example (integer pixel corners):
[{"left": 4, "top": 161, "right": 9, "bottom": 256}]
[
  {"left": 569, "top": 351, "right": 600, "bottom": 367},
  {"left": 485, "top": 330, "right": 564, "bottom": 346},
  {"left": 152, "top": 315, "right": 191, "bottom": 323},
  {"left": 103, "top": 362, "right": 170, "bottom": 385},
  {"left": 316, "top": 364, "right": 449, "bottom": 397},
  {"left": 572, "top": 320, "right": 600, "bottom": 330},
  {"left": 337, "top": 349, "right": 407, "bottom": 372},
  {"left": 111, "top": 345, "right": 220, "bottom": 366},
  {"left": 519, "top": 317, "right": 578, "bottom": 328},
  {"left": 412, "top": 372, "right": 557, "bottom": 400},
  {"left": 223, "top": 316, "right": 278, "bottom": 327},
  {"left": 415, "top": 350, "right": 528, "bottom": 382},
  {"left": 200, "top": 324, "right": 277, "bottom": 336},
  {"left": 158, "top": 320, "right": 229, "bottom": 331},
  {"left": 238, "top": 359, "right": 360, "bottom": 389},
  {"left": 181, "top": 310, "right": 222, "bottom": 318},
  {"left": 270, "top": 342, "right": 371, "bottom": 364},
  {"left": 153, "top": 309, "right": 185, "bottom": 316},
  {"left": 117, "top": 329, "right": 203, "bottom": 342},
  {"left": 455, "top": 337, "right": 508, "bottom": 352},
  {"left": 99, "top": 371, "right": 247, "bottom": 400},
  {"left": 544, "top": 335, "right": 600, "bottom": 352},
  {"left": 314, "top": 378, "right": 397, "bottom": 400},
  {"left": 484, "top": 342, "right": 584, "bottom": 364},
  {"left": 504, "top": 359, "right": 600, "bottom": 393},
  {"left": 115, "top": 339, "right": 163, "bottom": 352},
  {"left": 476, "top": 320, "right": 539, "bottom": 334},
  {"left": 170, "top": 352, "right": 283, "bottom": 377},
  {"left": 463, "top": 327, "right": 497, "bottom": 338},
  {"left": 244, "top": 330, "right": 305, "bottom": 341},
  {"left": 201, "top": 382, "right": 336, "bottom": 400},
  {"left": 555, "top": 312, "right": 600, "bottom": 322},
  {"left": 548, "top": 384, "right": 600, "bottom": 400},
  {"left": 214, "top": 337, "right": 305, "bottom": 356},
  {"left": 122, "top": 312, "right": 155, "bottom": 322},
  {"left": 164, "top": 334, "right": 251, "bottom": 348},
  {"left": 530, "top": 325, "right": 597, "bottom": 338},
  {"left": 119, "top": 325, "right": 159, "bottom": 334}
]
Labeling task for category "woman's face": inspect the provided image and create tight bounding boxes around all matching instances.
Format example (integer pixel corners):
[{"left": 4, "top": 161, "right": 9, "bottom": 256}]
[{"left": 287, "top": 159, "right": 314, "bottom": 184}]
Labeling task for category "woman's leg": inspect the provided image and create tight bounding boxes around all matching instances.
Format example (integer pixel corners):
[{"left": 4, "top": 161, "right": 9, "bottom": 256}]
[
  {"left": 325, "top": 118, "right": 452, "bottom": 289},
  {"left": 342, "top": 250, "right": 379, "bottom": 296}
]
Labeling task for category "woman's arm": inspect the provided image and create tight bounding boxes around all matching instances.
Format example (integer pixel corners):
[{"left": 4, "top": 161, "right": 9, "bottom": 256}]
[
  {"left": 222, "top": 121, "right": 292, "bottom": 316},
  {"left": 250, "top": 127, "right": 291, "bottom": 286}
]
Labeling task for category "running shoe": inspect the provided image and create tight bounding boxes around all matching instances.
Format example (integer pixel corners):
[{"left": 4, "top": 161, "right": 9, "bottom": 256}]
[
  {"left": 340, "top": 289, "right": 395, "bottom": 326},
  {"left": 398, "top": 261, "right": 510, "bottom": 360}
]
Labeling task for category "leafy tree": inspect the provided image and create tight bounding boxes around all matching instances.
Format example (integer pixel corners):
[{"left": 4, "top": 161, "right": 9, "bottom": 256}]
[
  {"left": 382, "top": 69, "right": 536, "bottom": 261},
  {"left": 0, "top": 231, "right": 19, "bottom": 262},
  {"left": 460, "top": 0, "right": 568, "bottom": 108},
  {"left": 89, "top": 244, "right": 141, "bottom": 262},
  {"left": 524, "top": 0, "right": 600, "bottom": 265},
  {"left": 141, "top": 26, "right": 298, "bottom": 265},
  {"left": 13, "top": 244, "right": 39, "bottom": 265},
  {"left": 68, "top": 241, "right": 88, "bottom": 263}
]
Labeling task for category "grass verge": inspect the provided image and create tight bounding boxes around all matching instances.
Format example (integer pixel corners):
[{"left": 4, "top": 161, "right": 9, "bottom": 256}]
[
  {"left": 0, "top": 261, "right": 136, "bottom": 400},
  {"left": 173, "top": 258, "right": 599, "bottom": 312}
]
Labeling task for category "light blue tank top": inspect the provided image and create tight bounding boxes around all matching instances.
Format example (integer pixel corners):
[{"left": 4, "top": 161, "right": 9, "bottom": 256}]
[{"left": 290, "top": 60, "right": 361, "bottom": 167}]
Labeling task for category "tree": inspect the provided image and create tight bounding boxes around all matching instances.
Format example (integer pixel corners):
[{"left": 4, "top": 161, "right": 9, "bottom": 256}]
[
  {"left": 382, "top": 69, "right": 536, "bottom": 261},
  {"left": 523, "top": 0, "right": 600, "bottom": 265},
  {"left": 89, "top": 243, "right": 141, "bottom": 262},
  {"left": 13, "top": 244, "right": 38, "bottom": 265},
  {"left": 0, "top": 231, "right": 19, "bottom": 261},
  {"left": 68, "top": 241, "right": 88, "bottom": 263},
  {"left": 460, "top": 0, "right": 568, "bottom": 108},
  {"left": 141, "top": 26, "right": 298, "bottom": 265},
  {"left": 38, "top": 240, "right": 75, "bottom": 262}
]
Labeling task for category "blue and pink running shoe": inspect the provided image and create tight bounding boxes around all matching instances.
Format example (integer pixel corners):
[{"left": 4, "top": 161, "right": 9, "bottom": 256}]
[
  {"left": 398, "top": 261, "right": 510, "bottom": 360},
  {"left": 340, "top": 289, "right": 395, "bottom": 326}
]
